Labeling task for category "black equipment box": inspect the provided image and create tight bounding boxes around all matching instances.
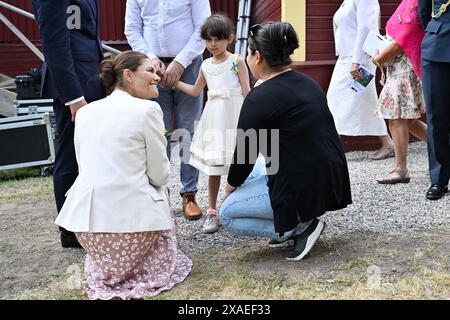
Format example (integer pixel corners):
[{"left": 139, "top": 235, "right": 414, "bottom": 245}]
[
  {"left": 15, "top": 99, "right": 54, "bottom": 116},
  {"left": 14, "top": 99, "right": 56, "bottom": 138},
  {"left": 0, "top": 113, "right": 55, "bottom": 171},
  {"left": 15, "top": 75, "right": 41, "bottom": 100}
]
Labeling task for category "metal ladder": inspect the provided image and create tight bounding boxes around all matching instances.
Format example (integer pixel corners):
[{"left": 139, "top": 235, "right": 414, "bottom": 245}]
[{"left": 235, "top": 0, "right": 252, "bottom": 58}]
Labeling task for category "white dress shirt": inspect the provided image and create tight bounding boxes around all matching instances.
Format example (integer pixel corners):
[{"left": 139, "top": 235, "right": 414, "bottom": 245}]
[
  {"left": 55, "top": 90, "right": 172, "bottom": 233},
  {"left": 65, "top": 96, "right": 85, "bottom": 106},
  {"left": 333, "top": 0, "right": 380, "bottom": 65},
  {"left": 125, "top": 0, "right": 211, "bottom": 68}
]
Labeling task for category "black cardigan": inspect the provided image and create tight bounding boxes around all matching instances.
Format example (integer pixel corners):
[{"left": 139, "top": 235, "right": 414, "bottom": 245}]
[{"left": 228, "top": 70, "right": 352, "bottom": 234}]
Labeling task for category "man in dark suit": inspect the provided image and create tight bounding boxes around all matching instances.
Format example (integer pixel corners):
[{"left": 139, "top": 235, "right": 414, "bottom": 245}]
[
  {"left": 32, "top": 0, "right": 105, "bottom": 246},
  {"left": 419, "top": 0, "right": 450, "bottom": 200}
]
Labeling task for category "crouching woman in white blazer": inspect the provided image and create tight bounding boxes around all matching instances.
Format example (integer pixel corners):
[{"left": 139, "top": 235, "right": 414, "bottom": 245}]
[{"left": 55, "top": 51, "right": 192, "bottom": 300}]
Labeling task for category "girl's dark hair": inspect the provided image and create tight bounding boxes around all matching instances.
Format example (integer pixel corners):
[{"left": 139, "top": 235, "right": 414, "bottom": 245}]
[
  {"left": 201, "top": 13, "right": 234, "bottom": 40},
  {"left": 99, "top": 51, "right": 149, "bottom": 94},
  {"left": 248, "top": 22, "right": 299, "bottom": 68}
]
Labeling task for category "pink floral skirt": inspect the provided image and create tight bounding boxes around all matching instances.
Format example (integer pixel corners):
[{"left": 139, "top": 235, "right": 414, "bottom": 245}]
[
  {"left": 376, "top": 53, "right": 425, "bottom": 120},
  {"left": 75, "top": 225, "right": 192, "bottom": 300}
]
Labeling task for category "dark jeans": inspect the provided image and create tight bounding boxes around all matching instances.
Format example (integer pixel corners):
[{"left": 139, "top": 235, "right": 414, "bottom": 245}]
[{"left": 154, "top": 56, "right": 204, "bottom": 196}]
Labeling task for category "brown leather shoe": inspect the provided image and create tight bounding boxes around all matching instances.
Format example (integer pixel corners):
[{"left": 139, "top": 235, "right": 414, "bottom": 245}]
[{"left": 182, "top": 192, "right": 202, "bottom": 220}]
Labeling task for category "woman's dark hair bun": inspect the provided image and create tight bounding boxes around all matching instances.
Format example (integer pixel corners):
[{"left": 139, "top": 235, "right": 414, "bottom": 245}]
[
  {"left": 98, "top": 51, "right": 149, "bottom": 94},
  {"left": 99, "top": 59, "right": 116, "bottom": 91},
  {"left": 248, "top": 21, "right": 299, "bottom": 68},
  {"left": 282, "top": 23, "right": 299, "bottom": 54}
]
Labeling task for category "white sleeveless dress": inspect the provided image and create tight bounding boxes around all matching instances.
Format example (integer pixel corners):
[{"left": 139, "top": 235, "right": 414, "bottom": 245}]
[{"left": 189, "top": 54, "right": 244, "bottom": 176}]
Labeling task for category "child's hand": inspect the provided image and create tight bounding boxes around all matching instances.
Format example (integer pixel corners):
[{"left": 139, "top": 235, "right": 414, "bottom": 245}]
[{"left": 162, "top": 61, "right": 185, "bottom": 88}]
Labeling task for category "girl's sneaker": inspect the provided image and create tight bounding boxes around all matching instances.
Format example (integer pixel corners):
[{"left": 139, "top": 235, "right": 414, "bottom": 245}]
[{"left": 203, "top": 209, "right": 220, "bottom": 234}]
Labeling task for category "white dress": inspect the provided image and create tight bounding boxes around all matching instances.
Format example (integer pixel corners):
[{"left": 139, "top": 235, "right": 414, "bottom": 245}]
[
  {"left": 189, "top": 54, "right": 244, "bottom": 176},
  {"left": 327, "top": 0, "right": 387, "bottom": 136}
]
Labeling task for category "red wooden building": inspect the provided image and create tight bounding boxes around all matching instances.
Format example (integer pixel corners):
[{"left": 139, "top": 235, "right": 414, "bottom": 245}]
[
  {"left": 0, "top": 0, "right": 239, "bottom": 77},
  {"left": 0, "top": 0, "right": 401, "bottom": 150},
  {"left": 249, "top": 0, "right": 402, "bottom": 150}
]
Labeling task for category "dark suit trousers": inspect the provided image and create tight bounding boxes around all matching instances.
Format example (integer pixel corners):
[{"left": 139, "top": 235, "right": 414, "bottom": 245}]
[
  {"left": 53, "top": 99, "right": 78, "bottom": 233},
  {"left": 422, "top": 59, "right": 450, "bottom": 185}
]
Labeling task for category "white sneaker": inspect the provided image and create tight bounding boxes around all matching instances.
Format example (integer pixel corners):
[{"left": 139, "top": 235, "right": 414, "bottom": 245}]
[{"left": 203, "top": 209, "right": 220, "bottom": 234}]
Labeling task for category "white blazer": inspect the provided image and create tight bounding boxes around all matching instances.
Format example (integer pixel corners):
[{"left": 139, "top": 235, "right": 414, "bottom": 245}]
[
  {"left": 55, "top": 89, "right": 172, "bottom": 233},
  {"left": 332, "top": 0, "right": 380, "bottom": 65}
]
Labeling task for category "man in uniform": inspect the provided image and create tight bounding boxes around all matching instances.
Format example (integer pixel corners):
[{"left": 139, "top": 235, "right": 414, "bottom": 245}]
[{"left": 419, "top": 0, "right": 450, "bottom": 199}]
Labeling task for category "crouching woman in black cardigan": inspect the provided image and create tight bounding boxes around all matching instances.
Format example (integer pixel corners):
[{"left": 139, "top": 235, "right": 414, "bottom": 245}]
[{"left": 219, "top": 22, "right": 352, "bottom": 261}]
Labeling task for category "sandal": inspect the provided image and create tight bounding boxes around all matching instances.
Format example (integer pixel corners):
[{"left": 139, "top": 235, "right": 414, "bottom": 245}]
[
  {"left": 368, "top": 147, "right": 394, "bottom": 160},
  {"left": 376, "top": 169, "right": 411, "bottom": 184}
]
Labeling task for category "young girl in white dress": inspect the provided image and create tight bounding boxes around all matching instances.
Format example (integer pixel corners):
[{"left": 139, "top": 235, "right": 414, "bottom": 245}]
[{"left": 176, "top": 14, "right": 250, "bottom": 234}]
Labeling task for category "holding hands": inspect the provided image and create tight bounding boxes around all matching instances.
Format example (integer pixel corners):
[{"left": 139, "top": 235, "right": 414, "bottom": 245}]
[
  {"left": 151, "top": 58, "right": 166, "bottom": 77},
  {"left": 151, "top": 59, "right": 185, "bottom": 88},
  {"left": 163, "top": 61, "right": 185, "bottom": 88}
]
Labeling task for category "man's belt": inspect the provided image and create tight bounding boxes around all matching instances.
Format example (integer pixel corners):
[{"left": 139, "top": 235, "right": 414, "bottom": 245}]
[
  {"left": 159, "top": 57, "right": 175, "bottom": 64},
  {"left": 432, "top": 0, "right": 450, "bottom": 19}
]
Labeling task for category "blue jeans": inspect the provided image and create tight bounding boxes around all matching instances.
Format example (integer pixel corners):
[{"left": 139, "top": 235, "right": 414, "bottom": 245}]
[
  {"left": 219, "top": 159, "right": 311, "bottom": 241},
  {"left": 155, "top": 56, "right": 203, "bottom": 195}
]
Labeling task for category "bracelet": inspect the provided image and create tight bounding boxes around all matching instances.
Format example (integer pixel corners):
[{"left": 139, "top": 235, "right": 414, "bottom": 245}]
[{"left": 371, "top": 57, "right": 381, "bottom": 68}]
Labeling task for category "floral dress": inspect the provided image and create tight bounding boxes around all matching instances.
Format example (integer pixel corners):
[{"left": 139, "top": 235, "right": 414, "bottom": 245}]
[
  {"left": 75, "top": 201, "right": 192, "bottom": 300},
  {"left": 376, "top": 53, "right": 425, "bottom": 119}
]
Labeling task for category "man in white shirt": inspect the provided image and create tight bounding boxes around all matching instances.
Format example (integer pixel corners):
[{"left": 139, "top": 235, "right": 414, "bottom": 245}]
[{"left": 125, "top": 0, "right": 211, "bottom": 220}]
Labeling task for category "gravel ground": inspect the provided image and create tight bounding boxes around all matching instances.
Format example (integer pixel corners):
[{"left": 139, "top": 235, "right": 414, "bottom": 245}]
[
  {"left": 1, "top": 141, "right": 448, "bottom": 299},
  {"left": 168, "top": 142, "right": 450, "bottom": 254}
]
